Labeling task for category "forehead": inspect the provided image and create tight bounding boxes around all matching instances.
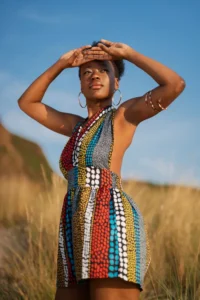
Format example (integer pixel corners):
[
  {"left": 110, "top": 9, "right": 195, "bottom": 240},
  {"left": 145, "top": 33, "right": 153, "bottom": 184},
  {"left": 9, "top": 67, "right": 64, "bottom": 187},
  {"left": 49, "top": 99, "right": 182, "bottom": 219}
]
[{"left": 81, "top": 60, "right": 113, "bottom": 70}]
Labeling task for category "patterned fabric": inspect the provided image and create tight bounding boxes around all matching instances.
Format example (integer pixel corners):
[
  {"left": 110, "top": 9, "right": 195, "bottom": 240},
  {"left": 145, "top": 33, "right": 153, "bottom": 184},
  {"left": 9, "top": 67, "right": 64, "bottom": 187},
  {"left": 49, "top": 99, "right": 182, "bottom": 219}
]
[{"left": 56, "top": 104, "right": 151, "bottom": 291}]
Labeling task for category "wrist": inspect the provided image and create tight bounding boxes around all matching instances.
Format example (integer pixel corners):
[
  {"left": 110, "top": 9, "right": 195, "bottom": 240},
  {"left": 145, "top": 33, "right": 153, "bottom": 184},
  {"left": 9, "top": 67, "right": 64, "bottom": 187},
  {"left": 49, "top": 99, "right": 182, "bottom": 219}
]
[
  {"left": 124, "top": 48, "right": 138, "bottom": 62},
  {"left": 56, "top": 58, "right": 70, "bottom": 70}
]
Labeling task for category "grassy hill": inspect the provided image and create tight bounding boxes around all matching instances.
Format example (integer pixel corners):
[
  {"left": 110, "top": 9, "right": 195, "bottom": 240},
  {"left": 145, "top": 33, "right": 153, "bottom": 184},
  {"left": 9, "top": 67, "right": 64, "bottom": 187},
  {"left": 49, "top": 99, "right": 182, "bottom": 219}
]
[
  {"left": 1, "top": 122, "right": 200, "bottom": 299},
  {"left": 0, "top": 171, "right": 200, "bottom": 299},
  {"left": 0, "top": 123, "right": 53, "bottom": 184}
]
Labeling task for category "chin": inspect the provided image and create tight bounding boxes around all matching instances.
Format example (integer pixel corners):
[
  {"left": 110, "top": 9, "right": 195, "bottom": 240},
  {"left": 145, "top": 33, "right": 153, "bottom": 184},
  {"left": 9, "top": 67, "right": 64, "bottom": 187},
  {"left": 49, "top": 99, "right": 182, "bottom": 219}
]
[{"left": 88, "top": 93, "right": 110, "bottom": 101}]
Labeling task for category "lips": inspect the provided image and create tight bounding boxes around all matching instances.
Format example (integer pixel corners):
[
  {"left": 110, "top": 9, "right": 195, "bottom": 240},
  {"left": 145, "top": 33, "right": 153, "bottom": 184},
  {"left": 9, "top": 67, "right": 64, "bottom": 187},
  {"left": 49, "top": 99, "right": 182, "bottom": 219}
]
[
  {"left": 89, "top": 82, "right": 103, "bottom": 89},
  {"left": 91, "top": 85, "right": 103, "bottom": 90}
]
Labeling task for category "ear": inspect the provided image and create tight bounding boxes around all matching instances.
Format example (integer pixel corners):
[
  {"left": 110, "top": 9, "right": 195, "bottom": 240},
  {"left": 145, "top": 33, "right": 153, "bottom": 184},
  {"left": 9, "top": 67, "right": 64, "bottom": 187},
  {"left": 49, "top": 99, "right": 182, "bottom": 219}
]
[{"left": 114, "top": 77, "right": 119, "bottom": 90}]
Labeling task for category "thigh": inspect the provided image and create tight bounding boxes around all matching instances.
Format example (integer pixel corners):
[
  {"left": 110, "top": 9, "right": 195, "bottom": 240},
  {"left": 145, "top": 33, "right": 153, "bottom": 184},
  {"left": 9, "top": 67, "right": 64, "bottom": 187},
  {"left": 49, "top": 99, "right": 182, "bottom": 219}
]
[
  {"left": 89, "top": 278, "right": 141, "bottom": 300},
  {"left": 55, "top": 281, "right": 90, "bottom": 300}
]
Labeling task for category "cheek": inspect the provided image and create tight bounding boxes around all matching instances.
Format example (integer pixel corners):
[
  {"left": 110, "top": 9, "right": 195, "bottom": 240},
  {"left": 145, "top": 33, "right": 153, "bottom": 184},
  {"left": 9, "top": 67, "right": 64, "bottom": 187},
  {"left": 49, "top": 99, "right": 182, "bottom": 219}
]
[
  {"left": 80, "top": 76, "right": 90, "bottom": 87},
  {"left": 107, "top": 74, "right": 116, "bottom": 89},
  {"left": 103, "top": 78, "right": 115, "bottom": 96},
  {"left": 80, "top": 79, "right": 86, "bottom": 91},
  {"left": 104, "top": 71, "right": 114, "bottom": 83}
]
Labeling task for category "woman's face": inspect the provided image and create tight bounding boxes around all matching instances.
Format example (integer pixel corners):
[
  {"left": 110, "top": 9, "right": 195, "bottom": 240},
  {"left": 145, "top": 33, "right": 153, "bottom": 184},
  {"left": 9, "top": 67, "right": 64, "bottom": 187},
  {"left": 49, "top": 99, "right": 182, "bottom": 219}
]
[{"left": 80, "top": 60, "right": 119, "bottom": 101}]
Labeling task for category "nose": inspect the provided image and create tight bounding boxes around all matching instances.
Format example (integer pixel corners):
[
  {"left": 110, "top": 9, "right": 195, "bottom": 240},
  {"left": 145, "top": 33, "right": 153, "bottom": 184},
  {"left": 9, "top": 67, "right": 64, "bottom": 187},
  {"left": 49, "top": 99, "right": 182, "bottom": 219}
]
[{"left": 91, "top": 69, "right": 100, "bottom": 80}]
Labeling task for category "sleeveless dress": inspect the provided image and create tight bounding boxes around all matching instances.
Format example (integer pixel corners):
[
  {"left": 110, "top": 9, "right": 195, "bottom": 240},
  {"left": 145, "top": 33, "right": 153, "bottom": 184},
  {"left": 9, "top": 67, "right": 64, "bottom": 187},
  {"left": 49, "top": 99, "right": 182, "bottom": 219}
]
[{"left": 56, "top": 104, "right": 151, "bottom": 292}]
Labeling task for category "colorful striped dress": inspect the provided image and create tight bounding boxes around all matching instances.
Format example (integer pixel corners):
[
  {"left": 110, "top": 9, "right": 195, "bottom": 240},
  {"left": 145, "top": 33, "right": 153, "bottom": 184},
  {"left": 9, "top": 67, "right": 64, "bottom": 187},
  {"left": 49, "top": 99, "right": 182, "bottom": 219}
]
[{"left": 56, "top": 104, "right": 151, "bottom": 291}]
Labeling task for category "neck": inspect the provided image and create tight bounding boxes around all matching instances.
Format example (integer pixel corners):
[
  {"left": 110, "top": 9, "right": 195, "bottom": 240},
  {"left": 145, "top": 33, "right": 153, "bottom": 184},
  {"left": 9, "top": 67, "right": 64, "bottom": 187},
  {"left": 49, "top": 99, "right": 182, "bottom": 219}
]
[{"left": 86, "top": 101, "right": 112, "bottom": 119}]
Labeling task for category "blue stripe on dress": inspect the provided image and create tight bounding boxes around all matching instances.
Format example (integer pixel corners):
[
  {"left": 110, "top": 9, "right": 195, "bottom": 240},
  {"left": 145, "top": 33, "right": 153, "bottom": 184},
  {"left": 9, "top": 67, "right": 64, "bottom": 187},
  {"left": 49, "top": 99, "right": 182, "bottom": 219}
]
[
  {"left": 65, "top": 192, "right": 76, "bottom": 277},
  {"left": 108, "top": 191, "right": 119, "bottom": 277},
  {"left": 74, "top": 166, "right": 78, "bottom": 188},
  {"left": 132, "top": 206, "right": 141, "bottom": 283}
]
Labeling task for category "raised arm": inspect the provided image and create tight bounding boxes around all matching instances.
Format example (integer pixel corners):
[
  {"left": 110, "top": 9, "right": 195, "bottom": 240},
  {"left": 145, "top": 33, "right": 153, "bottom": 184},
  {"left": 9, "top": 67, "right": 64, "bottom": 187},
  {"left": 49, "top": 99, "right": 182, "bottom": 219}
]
[
  {"left": 17, "top": 45, "right": 93, "bottom": 137},
  {"left": 96, "top": 39, "right": 186, "bottom": 126},
  {"left": 120, "top": 49, "right": 185, "bottom": 125}
]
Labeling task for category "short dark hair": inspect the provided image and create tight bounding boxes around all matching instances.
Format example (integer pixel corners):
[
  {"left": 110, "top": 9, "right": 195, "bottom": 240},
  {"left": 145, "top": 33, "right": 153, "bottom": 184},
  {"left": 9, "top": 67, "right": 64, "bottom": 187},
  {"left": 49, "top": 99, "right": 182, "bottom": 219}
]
[{"left": 78, "top": 40, "right": 125, "bottom": 80}]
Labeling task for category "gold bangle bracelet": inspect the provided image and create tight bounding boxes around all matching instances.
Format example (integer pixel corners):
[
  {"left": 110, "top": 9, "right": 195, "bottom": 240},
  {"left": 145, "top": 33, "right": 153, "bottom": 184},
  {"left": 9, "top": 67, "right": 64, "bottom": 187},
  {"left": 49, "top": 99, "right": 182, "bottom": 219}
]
[
  {"left": 157, "top": 98, "right": 167, "bottom": 110},
  {"left": 148, "top": 91, "right": 160, "bottom": 112},
  {"left": 145, "top": 93, "right": 148, "bottom": 106},
  {"left": 145, "top": 91, "right": 167, "bottom": 112}
]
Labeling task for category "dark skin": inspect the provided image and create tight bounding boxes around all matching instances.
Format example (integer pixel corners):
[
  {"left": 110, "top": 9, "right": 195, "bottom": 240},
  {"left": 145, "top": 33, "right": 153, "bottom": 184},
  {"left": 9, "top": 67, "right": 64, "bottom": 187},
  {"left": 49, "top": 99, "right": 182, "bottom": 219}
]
[
  {"left": 75, "top": 40, "right": 185, "bottom": 177},
  {"left": 18, "top": 40, "right": 185, "bottom": 300},
  {"left": 78, "top": 59, "right": 130, "bottom": 177}
]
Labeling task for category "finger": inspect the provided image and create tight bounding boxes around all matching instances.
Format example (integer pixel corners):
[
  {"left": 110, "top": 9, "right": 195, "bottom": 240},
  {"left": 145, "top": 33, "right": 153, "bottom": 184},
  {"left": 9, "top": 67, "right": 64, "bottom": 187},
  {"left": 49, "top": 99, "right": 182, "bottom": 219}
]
[
  {"left": 82, "top": 46, "right": 102, "bottom": 54},
  {"left": 84, "top": 54, "right": 113, "bottom": 60},
  {"left": 83, "top": 50, "right": 107, "bottom": 55},
  {"left": 100, "top": 39, "right": 113, "bottom": 46},
  {"left": 81, "top": 45, "right": 92, "bottom": 49},
  {"left": 79, "top": 55, "right": 113, "bottom": 66},
  {"left": 84, "top": 52, "right": 112, "bottom": 57},
  {"left": 74, "top": 46, "right": 90, "bottom": 57},
  {"left": 97, "top": 43, "right": 110, "bottom": 53},
  {"left": 73, "top": 49, "right": 80, "bottom": 57},
  {"left": 90, "top": 46, "right": 102, "bottom": 51}
]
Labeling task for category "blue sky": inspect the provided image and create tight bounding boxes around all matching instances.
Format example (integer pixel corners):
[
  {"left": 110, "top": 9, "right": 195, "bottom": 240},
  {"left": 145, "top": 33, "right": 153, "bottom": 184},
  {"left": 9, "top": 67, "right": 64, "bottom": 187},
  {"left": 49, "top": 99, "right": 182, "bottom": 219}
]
[{"left": 0, "top": 1, "right": 199, "bottom": 187}]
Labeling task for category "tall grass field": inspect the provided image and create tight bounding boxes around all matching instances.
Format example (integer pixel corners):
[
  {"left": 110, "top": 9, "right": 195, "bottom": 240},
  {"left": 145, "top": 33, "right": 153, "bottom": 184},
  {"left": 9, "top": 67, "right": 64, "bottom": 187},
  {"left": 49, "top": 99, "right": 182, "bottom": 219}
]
[{"left": 0, "top": 173, "right": 200, "bottom": 299}]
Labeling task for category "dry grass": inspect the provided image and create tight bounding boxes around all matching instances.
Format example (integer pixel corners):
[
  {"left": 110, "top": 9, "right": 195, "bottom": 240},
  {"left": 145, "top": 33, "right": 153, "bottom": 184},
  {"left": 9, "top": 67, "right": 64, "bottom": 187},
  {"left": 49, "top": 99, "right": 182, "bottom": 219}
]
[{"left": 0, "top": 173, "right": 200, "bottom": 299}]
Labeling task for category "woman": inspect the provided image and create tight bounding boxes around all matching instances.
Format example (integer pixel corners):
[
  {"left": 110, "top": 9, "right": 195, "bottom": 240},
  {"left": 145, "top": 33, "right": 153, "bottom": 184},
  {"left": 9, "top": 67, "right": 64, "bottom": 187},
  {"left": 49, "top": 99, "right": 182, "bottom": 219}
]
[{"left": 18, "top": 39, "right": 185, "bottom": 300}]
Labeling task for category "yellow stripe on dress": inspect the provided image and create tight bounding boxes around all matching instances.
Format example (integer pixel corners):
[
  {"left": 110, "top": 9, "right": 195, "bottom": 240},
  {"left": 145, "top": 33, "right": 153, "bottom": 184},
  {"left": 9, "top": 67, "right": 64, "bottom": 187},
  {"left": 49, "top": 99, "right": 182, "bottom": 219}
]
[
  {"left": 72, "top": 187, "right": 91, "bottom": 281},
  {"left": 121, "top": 191, "right": 137, "bottom": 283}
]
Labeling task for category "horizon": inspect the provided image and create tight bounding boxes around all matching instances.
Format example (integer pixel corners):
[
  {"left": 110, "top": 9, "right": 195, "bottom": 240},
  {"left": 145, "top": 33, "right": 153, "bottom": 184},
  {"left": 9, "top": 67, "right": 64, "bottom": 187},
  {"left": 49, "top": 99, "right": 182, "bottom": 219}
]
[{"left": 0, "top": 1, "right": 199, "bottom": 187}]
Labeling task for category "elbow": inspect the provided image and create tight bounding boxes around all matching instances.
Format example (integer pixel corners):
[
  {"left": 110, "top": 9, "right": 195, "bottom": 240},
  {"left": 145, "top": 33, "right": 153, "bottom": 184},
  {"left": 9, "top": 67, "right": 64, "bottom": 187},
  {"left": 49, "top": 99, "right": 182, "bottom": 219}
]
[
  {"left": 179, "top": 77, "right": 186, "bottom": 90},
  {"left": 166, "top": 76, "right": 186, "bottom": 95},
  {"left": 175, "top": 77, "right": 186, "bottom": 94},
  {"left": 17, "top": 98, "right": 23, "bottom": 109},
  {"left": 17, "top": 98, "right": 26, "bottom": 111}
]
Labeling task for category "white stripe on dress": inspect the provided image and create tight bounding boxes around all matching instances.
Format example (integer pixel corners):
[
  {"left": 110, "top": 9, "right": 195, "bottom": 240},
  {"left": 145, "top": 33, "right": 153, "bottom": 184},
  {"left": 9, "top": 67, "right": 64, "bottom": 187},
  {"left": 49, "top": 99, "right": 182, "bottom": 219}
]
[
  {"left": 113, "top": 188, "right": 128, "bottom": 281},
  {"left": 59, "top": 221, "right": 69, "bottom": 286}
]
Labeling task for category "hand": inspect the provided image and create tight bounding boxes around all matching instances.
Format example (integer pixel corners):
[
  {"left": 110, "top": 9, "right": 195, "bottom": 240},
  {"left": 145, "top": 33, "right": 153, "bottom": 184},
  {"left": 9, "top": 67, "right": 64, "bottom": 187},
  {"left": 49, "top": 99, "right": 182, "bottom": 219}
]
[
  {"left": 84, "top": 39, "right": 134, "bottom": 60},
  {"left": 59, "top": 45, "right": 96, "bottom": 68}
]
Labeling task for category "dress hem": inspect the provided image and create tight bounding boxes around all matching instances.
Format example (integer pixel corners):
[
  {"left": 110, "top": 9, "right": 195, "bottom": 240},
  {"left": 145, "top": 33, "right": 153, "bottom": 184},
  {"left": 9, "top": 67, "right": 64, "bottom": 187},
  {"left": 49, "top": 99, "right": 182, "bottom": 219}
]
[{"left": 56, "top": 275, "right": 143, "bottom": 292}]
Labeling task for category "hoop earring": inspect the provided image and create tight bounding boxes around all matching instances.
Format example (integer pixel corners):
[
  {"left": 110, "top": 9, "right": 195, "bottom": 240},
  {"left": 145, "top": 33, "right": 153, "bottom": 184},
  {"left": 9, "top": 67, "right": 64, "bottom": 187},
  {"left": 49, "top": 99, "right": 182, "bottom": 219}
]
[
  {"left": 112, "top": 89, "right": 122, "bottom": 106},
  {"left": 78, "top": 91, "right": 87, "bottom": 108}
]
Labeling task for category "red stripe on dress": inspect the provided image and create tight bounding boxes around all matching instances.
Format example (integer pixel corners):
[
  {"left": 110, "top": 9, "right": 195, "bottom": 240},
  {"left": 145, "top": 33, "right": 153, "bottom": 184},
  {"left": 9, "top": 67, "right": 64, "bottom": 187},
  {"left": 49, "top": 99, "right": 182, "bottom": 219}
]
[
  {"left": 60, "top": 129, "right": 80, "bottom": 171},
  {"left": 90, "top": 171, "right": 112, "bottom": 278}
]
